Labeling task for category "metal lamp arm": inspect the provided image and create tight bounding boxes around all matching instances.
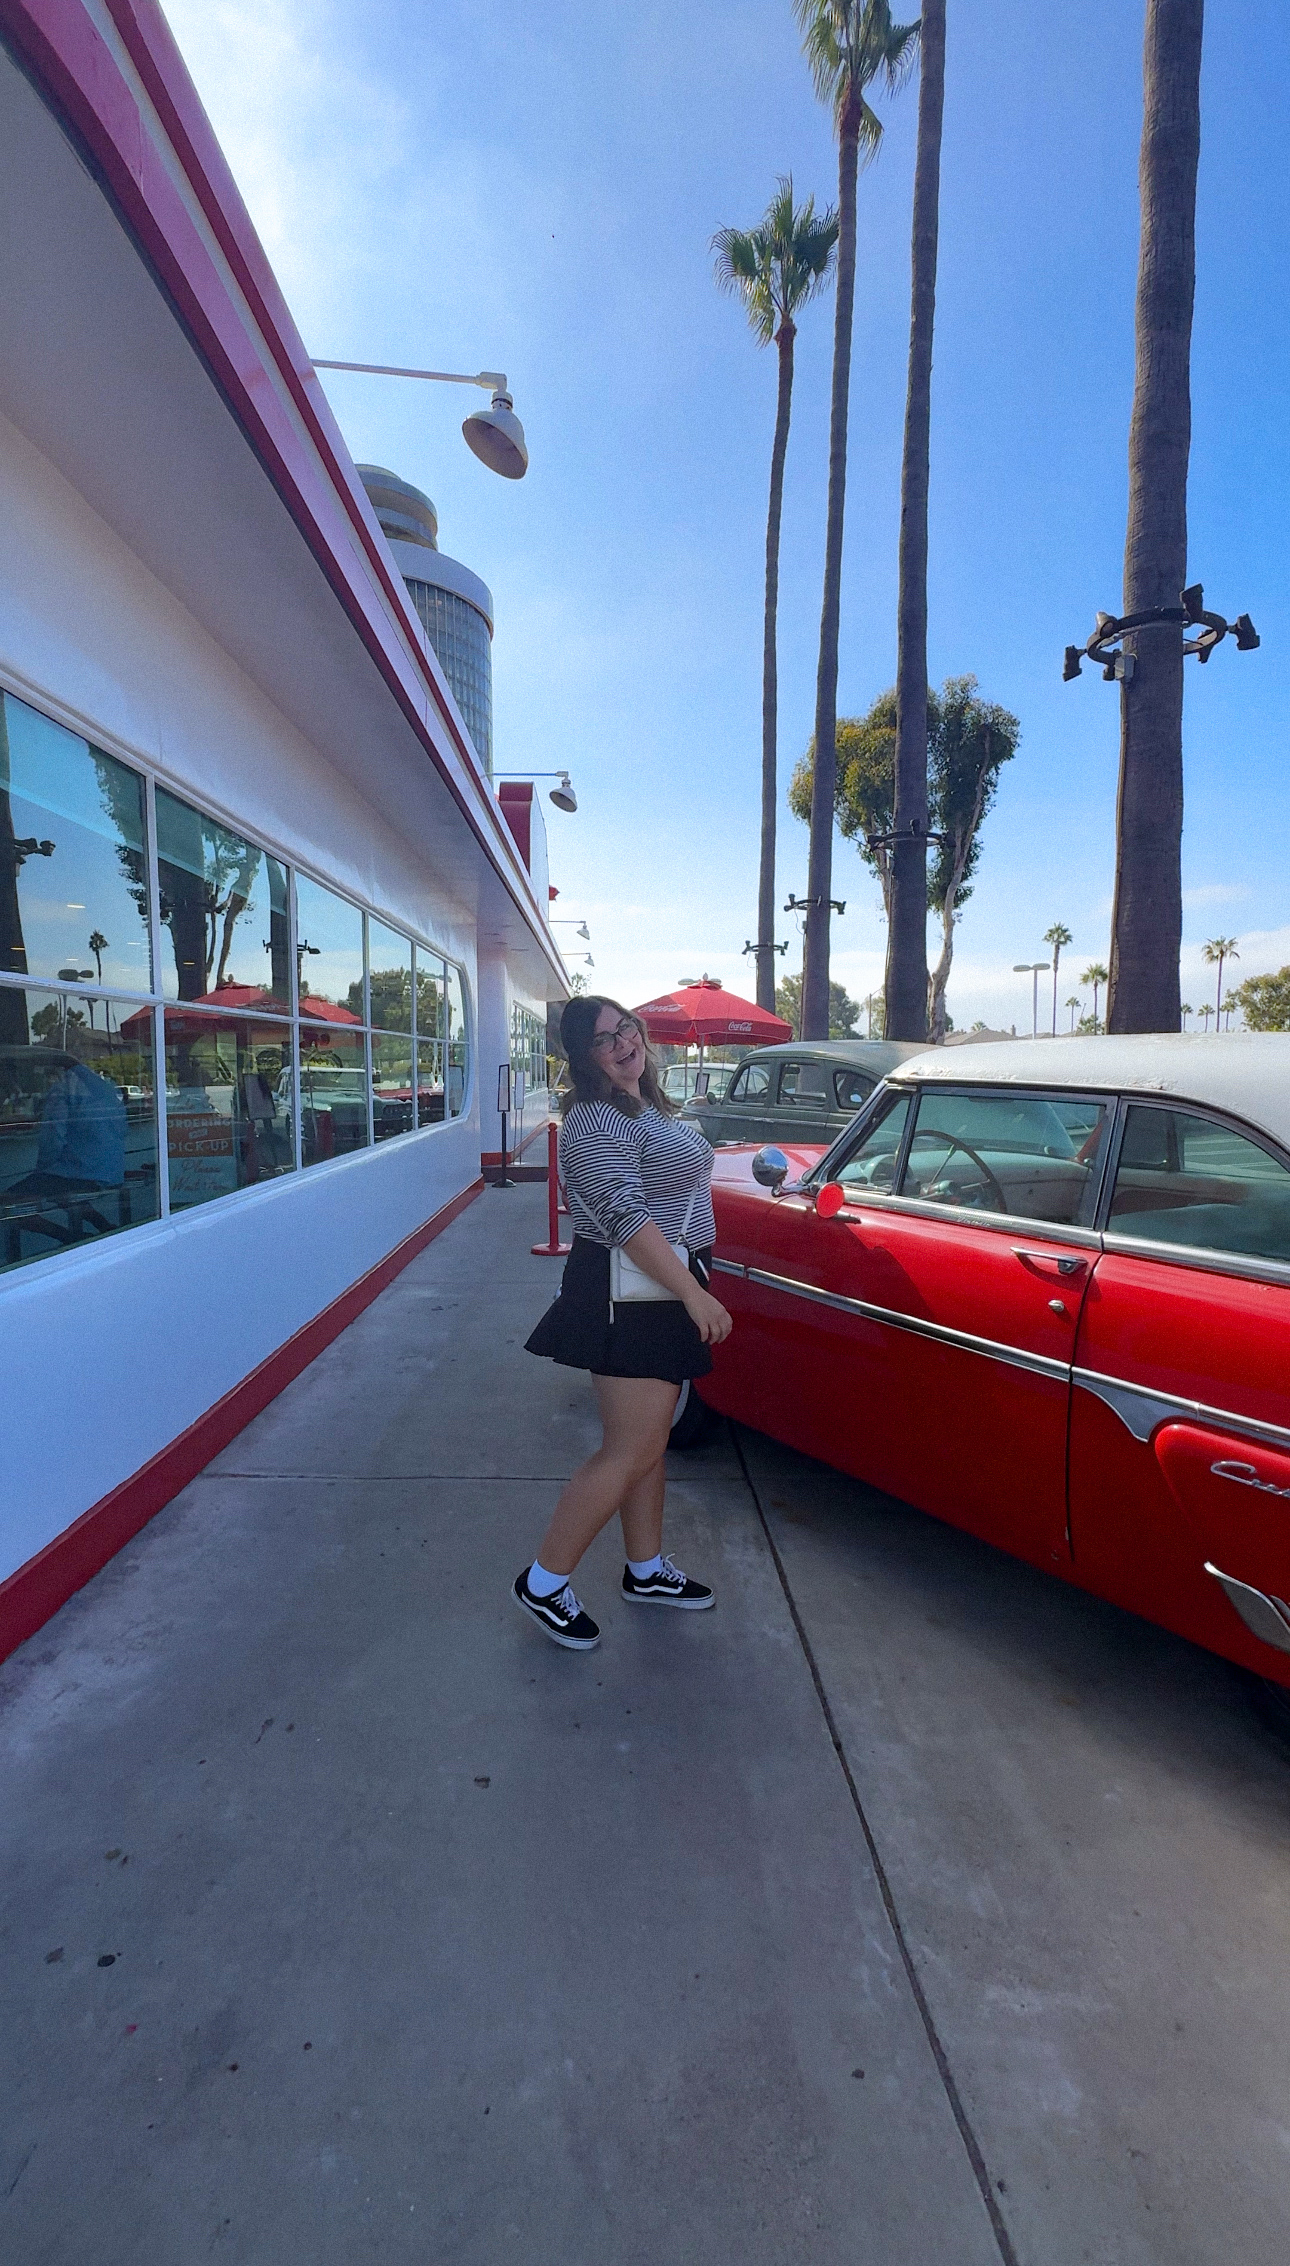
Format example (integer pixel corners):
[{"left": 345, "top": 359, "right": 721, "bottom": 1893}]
[{"left": 313, "top": 359, "right": 509, "bottom": 395}]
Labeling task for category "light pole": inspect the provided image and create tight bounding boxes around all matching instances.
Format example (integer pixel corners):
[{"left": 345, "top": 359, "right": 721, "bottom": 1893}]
[
  {"left": 1013, "top": 961, "right": 1050, "bottom": 1040},
  {"left": 312, "top": 360, "right": 529, "bottom": 479}
]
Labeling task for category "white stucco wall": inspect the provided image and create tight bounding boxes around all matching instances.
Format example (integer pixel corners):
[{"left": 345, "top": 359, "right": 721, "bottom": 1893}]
[{"left": 0, "top": 411, "right": 494, "bottom": 1585}]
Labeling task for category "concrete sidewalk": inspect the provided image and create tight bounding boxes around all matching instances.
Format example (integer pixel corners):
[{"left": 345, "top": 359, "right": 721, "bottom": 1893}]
[
  {"left": 2, "top": 1182, "right": 1000, "bottom": 2264},
  {"left": 4, "top": 1180, "right": 1290, "bottom": 2263}
]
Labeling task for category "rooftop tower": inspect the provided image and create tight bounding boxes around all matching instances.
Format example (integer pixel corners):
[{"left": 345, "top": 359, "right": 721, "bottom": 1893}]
[{"left": 358, "top": 465, "right": 494, "bottom": 777}]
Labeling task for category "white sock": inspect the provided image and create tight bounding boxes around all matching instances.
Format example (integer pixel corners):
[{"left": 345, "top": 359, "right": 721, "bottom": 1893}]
[
  {"left": 527, "top": 1559, "right": 569, "bottom": 1598},
  {"left": 628, "top": 1554, "right": 663, "bottom": 1580}
]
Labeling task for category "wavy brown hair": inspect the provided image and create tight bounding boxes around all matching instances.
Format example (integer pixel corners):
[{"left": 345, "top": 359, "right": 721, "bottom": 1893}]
[{"left": 557, "top": 994, "right": 676, "bottom": 1118}]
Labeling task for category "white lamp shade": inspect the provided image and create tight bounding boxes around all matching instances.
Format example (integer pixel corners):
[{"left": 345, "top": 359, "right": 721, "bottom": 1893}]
[
  {"left": 462, "top": 394, "right": 529, "bottom": 479},
  {"left": 549, "top": 775, "right": 577, "bottom": 812}
]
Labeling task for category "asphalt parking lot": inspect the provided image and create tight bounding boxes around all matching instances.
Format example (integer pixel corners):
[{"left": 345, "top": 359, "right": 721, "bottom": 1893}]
[{"left": 4, "top": 1180, "right": 1289, "bottom": 2264}]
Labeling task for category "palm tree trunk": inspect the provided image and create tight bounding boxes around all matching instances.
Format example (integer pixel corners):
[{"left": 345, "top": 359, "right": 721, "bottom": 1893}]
[
  {"left": 887, "top": 0, "right": 945, "bottom": 1043},
  {"left": 757, "top": 321, "right": 796, "bottom": 1013},
  {"left": 802, "top": 118, "right": 859, "bottom": 1041},
  {"left": 1107, "top": 0, "right": 1202, "bottom": 1034}
]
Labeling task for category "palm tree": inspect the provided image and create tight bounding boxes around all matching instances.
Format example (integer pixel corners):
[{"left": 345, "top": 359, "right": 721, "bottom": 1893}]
[
  {"left": 1066, "top": 995, "right": 1080, "bottom": 1033},
  {"left": 796, "top": 0, "right": 920, "bottom": 1039},
  {"left": 888, "top": 0, "right": 946, "bottom": 1043},
  {"left": 713, "top": 182, "right": 839, "bottom": 1013},
  {"left": 1180, "top": 1000, "right": 1193, "bottom": 1027},
  {"left": 1107, "top": 0, "right": 1204, "bottom": 1033},
  {"left": 1199, "top": 1001, "right": 1213, "bottom": 1032},
  {"left": 1082, "top": 962, "right": 1109, "bottom": 1032},
  {"left": 1044, "top": 922, "right": 1073, "bottom": 1037},
  {"left": 88, "top": 929, "right": 108, "bottom": 983},
  {"left": 1202, "top": 935, "right": 1238, "bottom": 1023}
]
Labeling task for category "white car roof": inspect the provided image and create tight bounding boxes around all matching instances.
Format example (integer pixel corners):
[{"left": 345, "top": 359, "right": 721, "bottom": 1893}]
[{"left": 888, "top": 1033, "right": 1290, "bottom": 1154}]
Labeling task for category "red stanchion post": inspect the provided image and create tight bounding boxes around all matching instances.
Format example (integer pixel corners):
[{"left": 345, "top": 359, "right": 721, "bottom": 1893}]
[{"left": 531, "top": 1120, "right": 572, "bottom": 1257}]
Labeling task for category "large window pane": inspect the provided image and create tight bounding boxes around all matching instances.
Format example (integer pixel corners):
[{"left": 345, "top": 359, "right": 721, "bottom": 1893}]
[
  {"left": 1, "top": 986, "right": 158, "bottom": 1270},
  {"left": 295, "top": 873, "right": 364, "bottom": 1026},
  {"left": 155, "top": 788, "right": 289, "bottom": 1008},
  {"left": 299, "top": 1028, "right": 370, "bottom": 1163},
  {"left": 1108, "top": 1105, "right": 1290, "bottom": 1263},
  {"left": 368, "top": 920, "right": 413, "bottom": 1032},
  {"left": 900, "top": 1089, "right": 1109, "bottom": 1225},
  {"left": 414, "top": 951, "right": 444, "bottom": 1127},
  {"left": 372, "top": 1031, "right": 414, "bottom": 1140},
  {"left": 0, "top": 691, "right": 151, "bottom": 994},
  {"left": 445, "top": 962, "right": 467, "bottom": 1117},
  {"left": 163, "top": 1008, "right": 295, "bottom": 1211}
]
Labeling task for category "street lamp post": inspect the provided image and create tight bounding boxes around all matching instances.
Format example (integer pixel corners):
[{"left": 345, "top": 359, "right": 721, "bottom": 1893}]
[
  {"left": 1013, "top": 962, "right": 1050, "bottom": 1040},
  {"left": 494, "top": 771, "right": 578, "bottom": 812},
  {"left": 312, "top": 359, "right": 529, "bottom": 479}
]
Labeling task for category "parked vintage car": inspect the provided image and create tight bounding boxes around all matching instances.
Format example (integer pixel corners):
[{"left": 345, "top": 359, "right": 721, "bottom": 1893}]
[
  {"left": 682, "top": 1039, "right": 929, "bottom": 1149},
  {"left": 688, "top": 1034, "right": 1290, "bottom": 1698}
]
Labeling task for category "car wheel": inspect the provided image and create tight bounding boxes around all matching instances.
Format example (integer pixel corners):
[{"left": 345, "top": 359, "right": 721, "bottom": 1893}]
[{"left": 669, "top": 1379, "right": 715, "bottom": 1451}]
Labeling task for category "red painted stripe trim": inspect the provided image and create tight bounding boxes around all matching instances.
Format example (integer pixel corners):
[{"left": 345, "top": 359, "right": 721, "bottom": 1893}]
[{"left": 0, "top": 1178, "right": 483, "bottom": 1665}]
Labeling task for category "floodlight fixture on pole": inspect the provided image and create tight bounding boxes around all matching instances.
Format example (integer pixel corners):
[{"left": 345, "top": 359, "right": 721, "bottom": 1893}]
[
  {"left": 495, "top": 770, "right": 577, "bottom": 812},
  {"left": 785, "top": 891, "right": 846, "bottom": 917},
  {"left": 312, "top": 358, "right": 529, "bottom": 479},
  {"left": 1062, "top": 582, "right": 1258, "bottom": 684},
  {"left": 551, "top": 920, "right": 591, "bottom": 940},
  {"left": 1013, "top": 961, "right": 1051, "bottom": 1040}
]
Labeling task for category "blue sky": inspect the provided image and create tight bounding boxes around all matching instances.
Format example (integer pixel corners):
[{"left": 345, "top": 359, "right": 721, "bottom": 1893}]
[{"left": 162, "top": 0, "right": 1290, "bottom": 1032}]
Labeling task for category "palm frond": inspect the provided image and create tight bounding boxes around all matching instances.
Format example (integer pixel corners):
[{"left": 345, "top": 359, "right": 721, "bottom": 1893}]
[
  {"left": 794, "top": 1, "right": 922, "bottom": 135},
  {"left": 712, "top": 176, "right": 839, "bottom": 343}
]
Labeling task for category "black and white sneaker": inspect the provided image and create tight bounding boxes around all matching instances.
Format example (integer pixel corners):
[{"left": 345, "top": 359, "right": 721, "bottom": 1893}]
[
  {"left": 513, "top": 1569, "right": 601, "bottom": 1650},
  {"left": 621, "top": 1554, "right": 714, "bottom": 1610}
]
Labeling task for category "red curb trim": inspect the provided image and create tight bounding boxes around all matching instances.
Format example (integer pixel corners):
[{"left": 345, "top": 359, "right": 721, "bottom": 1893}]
[{"left": 0, "top": 1178, "right": 483, "bottom": 1665}]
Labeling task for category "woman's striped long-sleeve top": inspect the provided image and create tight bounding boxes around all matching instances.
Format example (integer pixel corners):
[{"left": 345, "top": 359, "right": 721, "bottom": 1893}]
[{"left": 558, "top": 1102, "right": 716, "bottom": 1252}]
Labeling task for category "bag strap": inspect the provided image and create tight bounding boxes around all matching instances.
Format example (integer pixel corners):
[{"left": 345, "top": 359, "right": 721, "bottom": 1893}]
[{"left": 679, "top": 1181, "right": 699, "bottom": 1243}]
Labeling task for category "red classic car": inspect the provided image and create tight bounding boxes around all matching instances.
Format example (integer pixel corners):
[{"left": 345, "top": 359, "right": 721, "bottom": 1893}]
[{"left": 693, "top": 1034, "right": 1290, "bottom": 1696}]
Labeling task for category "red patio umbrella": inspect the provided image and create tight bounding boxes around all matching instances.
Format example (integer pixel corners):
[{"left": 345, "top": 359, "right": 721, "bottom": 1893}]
[{"left": 632, "top": 978, "right": 791, "bottom": 1049}]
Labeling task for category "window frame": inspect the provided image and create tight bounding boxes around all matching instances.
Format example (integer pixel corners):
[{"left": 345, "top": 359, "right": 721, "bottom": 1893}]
[
  {"left": 1096, "top": 1094, "right": 1290, "bottom": 1288},
  {"left": 0, "top": 681, "right": 475, "bottom": 1277}
]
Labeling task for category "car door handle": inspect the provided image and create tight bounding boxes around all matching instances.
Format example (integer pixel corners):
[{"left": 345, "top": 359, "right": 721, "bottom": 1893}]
[{"left": 1013, "top": 1248, "right": 1088, "bottom": 1280}]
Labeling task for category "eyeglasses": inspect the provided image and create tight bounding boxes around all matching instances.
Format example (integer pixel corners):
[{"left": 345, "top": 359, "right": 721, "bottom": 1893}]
[{"left": 589, "top": 1016, "right": 640, "bottom": 1054}]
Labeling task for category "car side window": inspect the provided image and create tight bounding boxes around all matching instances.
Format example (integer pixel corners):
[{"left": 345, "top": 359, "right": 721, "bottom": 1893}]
[
  {"left": 779, "top": 1059, "right": 830, "bottom": 1104},
  {"left": 899, "top": 1088, "right": 1111, "bottom": 1225},
  {"left": 1107, "top": 1105, "right": 1290, "bottom": 1264},
  {"left": 833, "top": 1092, "right": 913, "bottom": 1191},
  {"left": 834, "top": 1068, "right": 873, "bottom": 1111},
  {"left": 727, "top": 1061, "right": 771, "bottom": 1103}
]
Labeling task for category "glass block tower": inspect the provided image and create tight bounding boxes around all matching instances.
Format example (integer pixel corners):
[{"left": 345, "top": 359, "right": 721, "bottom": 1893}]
[{"left": 358, "top": 466, "right": 494, "bottom": 777}]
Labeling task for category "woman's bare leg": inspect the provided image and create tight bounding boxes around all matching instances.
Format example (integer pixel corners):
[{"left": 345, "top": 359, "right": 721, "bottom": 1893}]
[
  {"left": 535, "top": 1375, "right": 678, "bottom": 1575},
  {"left": 618, "top": 1456, "right": 667, "bottom": 1564}
]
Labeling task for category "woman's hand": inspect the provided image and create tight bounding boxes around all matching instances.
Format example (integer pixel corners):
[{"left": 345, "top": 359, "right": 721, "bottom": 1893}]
[{"left": 684, "top": 1283, "right": 733, "bottom": 1345}]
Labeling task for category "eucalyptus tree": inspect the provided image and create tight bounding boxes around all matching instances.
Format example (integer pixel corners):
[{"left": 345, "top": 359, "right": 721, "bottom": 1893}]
[
  {"left": 888, "top": 0, "right": 946, "bottom": 1042},
  {"left": 712, "top": 181, "right": 839, "bottom": 1012},
  {"left": 789, "top": 673, "right": 1019, "bottom": 1038},
  {"left": 795, "top": 0, "right": 920, "bottom": 1038},
  {"left": 1108, "top": 0, "right": 1204, "bottom": 1032}
]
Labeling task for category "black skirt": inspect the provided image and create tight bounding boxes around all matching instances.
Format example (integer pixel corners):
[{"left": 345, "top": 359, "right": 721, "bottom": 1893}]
[{"left": 525, "top": 1236, "right": 715, "bottom": 1384}]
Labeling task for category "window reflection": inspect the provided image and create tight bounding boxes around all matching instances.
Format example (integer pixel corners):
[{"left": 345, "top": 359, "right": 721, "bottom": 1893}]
[
  {"left": 368, "top": 920, "right": 413, "bottom": 1033},
  {"left": 298, "top": 1029, "right": 370, "bottom": 1164},
  {"left": 155, "top": 788, "right": 289, "bottom": 1007},
  {"left": 296, "top": 873, "right": 364, "bottom": 1022},
  {"left": 445, "top": 962, "right": 467, "bottom": 1116},
  {"left": 372, "top": 1032, "right": 414, "bottom": 1141},
  {"left": 0, "top": 690, "right": 151, "bottom": 995},
  {"left": 1, "top": 987, "right": 159, "bottom": 1270},
  {"left": 414, "top": 948, "right": 444, "bottom": 1127},
  {"left": 162, "top": 1007, "right": 295, "bottom": 1211}
]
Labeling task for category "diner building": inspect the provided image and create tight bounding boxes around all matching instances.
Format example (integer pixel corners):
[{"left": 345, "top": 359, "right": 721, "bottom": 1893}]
[{"left": 0, "top": 0, "right": 566, "bottom": 1656}]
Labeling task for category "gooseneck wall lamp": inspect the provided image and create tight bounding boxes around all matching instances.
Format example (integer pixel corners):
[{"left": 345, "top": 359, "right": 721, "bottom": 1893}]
[
  {"left": 311, "top": 359, "right": 529, "bottom": 480},
  {"left": 495, "top": 771, "right": 578, "bottom": 813}
]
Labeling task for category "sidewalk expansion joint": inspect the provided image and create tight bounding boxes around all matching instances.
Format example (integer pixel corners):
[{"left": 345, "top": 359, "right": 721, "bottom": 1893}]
[{"left": 730, "top": 1424, "right": 1020, "bottom": 2266}]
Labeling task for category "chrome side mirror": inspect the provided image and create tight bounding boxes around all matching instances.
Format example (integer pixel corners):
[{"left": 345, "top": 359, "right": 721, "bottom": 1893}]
[{"left": 751, "top": 1145, "right": 790, "bottom": 1194}]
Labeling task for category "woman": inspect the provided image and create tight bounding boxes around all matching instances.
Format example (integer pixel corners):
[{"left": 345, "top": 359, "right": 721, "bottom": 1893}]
[{"left": 516, "top": 996, "right": 733, "bottom": 1650}]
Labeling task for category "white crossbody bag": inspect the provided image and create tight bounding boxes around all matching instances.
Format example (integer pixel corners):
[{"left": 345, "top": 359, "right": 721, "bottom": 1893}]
[{"left": 609, "top": 1188, "right": 699, "bottom": 1317}]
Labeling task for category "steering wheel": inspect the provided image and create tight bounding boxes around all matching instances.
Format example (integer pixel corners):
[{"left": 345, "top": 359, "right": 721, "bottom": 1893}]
[{"left": 909, "top": 1129, "right": 1007, "bottom": 1213}]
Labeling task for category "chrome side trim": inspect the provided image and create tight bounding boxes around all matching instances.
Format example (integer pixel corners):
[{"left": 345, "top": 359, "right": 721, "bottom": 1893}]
[
  {"left": 1073, "top": 1368, "right": 1290, "bottom": 1451},
  {"left": 710, "top": 1257, "right": 746, "bottom": 1280},
  {"left": 1100, "top": 1232, "right": 1290, "bottom": 1293},
  {"left": 743, "top": 1265, "right": 1069, "bottom": 1384},
  {"left": 1204, "top": 1562, "right": 1290, "bottom": 1657}
]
